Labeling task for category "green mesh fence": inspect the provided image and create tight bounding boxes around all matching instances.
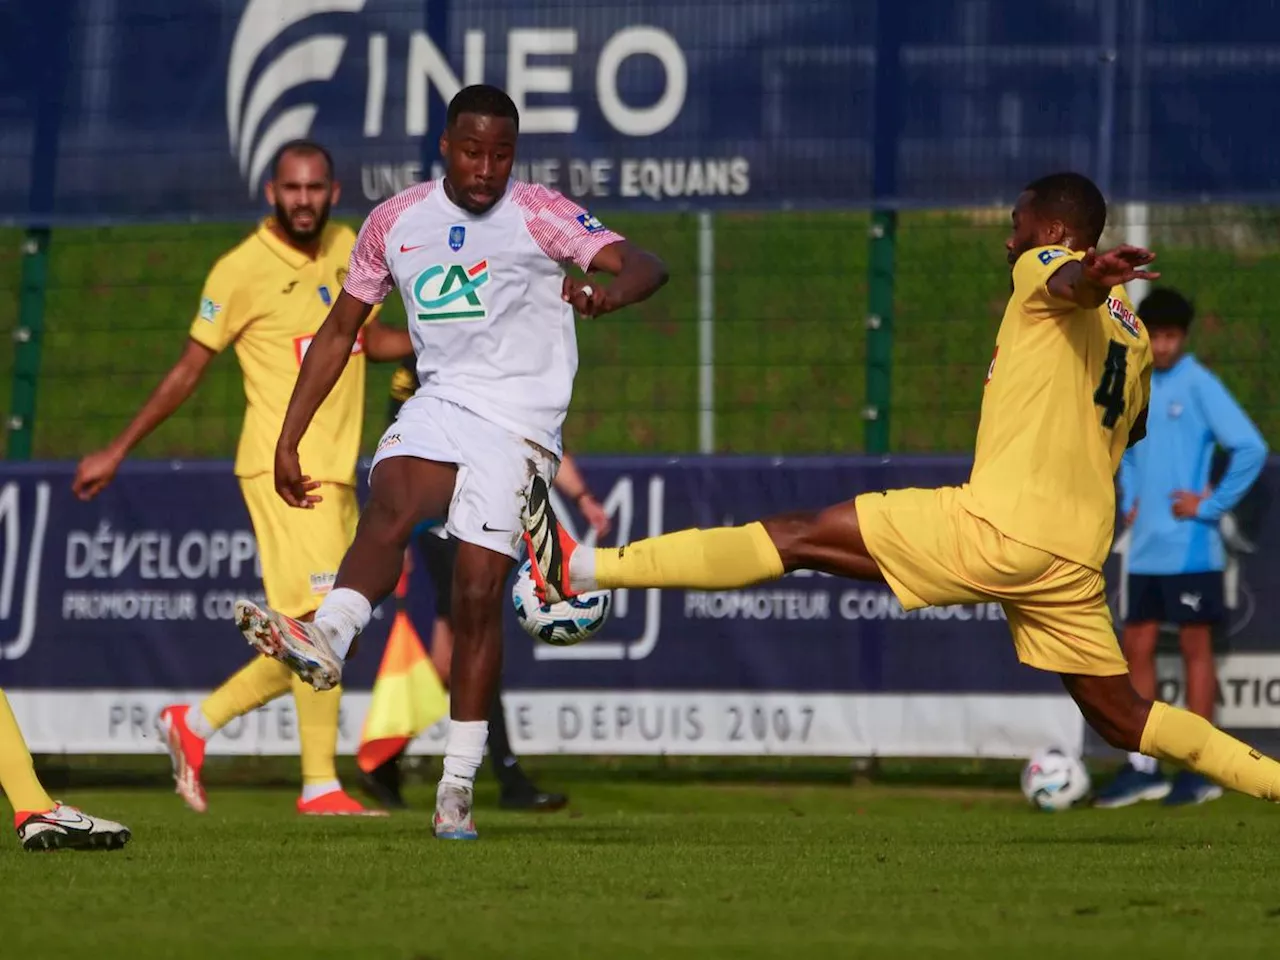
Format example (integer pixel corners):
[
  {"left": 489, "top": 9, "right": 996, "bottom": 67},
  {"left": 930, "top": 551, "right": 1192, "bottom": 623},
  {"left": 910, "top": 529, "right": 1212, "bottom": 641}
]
[{"left": 1, "top": 206, "right": 1275, "bottom": 459}]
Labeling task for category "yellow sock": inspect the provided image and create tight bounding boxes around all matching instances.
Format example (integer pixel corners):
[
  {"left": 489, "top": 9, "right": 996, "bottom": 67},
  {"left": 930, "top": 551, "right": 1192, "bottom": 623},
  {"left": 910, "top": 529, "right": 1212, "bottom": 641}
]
[
  {"left": 292, "top": 676, "right": 341, "bottom": 787},
  {"left": 594, "top": 522, "right": 784, "bottom": 590},
  {"left": 1141, "top": 701, "right": 1280, "bottom": 800},
  {"left": 0, "top": 690, "right": 55, "bottom": 814},
  {"left": 199, "top": 656, "right": 293, "bottom": 731}
]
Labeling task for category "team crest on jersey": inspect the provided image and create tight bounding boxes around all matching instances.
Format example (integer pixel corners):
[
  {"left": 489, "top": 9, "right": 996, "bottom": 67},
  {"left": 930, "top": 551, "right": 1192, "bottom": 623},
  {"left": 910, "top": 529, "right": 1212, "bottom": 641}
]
[
  {"left": 318, "top": 285, "right": 332, "bottom": 306},
  {"left": 412, "top": 260, "right": 490, "bottom": 323},
  {"left": 1106, "top": 296, "right": 1141, "bottom": 337},
  {"left": 448, "top": 225, "right": 466, "bottom": 251}
]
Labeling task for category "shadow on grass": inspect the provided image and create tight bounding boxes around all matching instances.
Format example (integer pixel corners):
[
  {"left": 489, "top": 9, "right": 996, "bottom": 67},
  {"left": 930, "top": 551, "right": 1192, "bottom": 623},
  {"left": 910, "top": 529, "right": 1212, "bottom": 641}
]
[{"left": 33, "top": 753, "right": 1071, "bottom": 793}]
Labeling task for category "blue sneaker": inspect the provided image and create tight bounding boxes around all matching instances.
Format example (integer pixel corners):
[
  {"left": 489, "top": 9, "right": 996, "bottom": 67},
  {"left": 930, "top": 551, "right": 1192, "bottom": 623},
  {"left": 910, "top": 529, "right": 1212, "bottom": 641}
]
[
  {"left": 1162, "top": 771, "right": 1224, "bottom": 807},
  {"left": 1093, "top": 762, "right": 1171, "bottom": 808}
]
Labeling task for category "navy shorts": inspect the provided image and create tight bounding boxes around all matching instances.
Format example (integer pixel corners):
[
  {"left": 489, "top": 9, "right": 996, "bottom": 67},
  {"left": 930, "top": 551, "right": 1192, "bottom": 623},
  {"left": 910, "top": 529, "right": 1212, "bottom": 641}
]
[
  {"left": 415, "top": 529, "right": 458, "bottom": 616},
  {"left": 1125, "top": 572, "right": 1224, "bottom": 626}
]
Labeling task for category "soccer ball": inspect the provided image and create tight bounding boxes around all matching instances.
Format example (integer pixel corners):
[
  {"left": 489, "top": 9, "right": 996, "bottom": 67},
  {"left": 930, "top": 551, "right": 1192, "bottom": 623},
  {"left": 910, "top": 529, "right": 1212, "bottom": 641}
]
[
  {"left": 1020, "top": 747, "right": 1091, "bottom": 811},
  {"left": 511, "top": 559, "right": 611, "bottom": 646}
]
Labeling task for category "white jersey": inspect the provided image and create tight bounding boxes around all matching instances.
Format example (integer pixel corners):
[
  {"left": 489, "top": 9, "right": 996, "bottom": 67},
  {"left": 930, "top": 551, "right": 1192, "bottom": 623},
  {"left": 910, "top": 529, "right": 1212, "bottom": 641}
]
[{"left": 343, "top": 178, "right": 623, "bottom": 454}]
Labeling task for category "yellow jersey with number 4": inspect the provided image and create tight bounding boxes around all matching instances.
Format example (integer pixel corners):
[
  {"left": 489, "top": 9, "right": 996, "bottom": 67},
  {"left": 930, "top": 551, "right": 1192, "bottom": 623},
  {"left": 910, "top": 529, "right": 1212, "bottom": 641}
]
[
  {"left": 188, "top": 220, "right": 376, "bottom": 486},
  {"left": 959, "top": 245, "right": 1153, "bottom": 571}
]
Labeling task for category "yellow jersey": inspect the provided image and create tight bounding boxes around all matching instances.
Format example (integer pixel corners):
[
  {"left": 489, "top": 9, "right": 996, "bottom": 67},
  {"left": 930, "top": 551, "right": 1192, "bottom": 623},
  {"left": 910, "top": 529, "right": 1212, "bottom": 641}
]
[
  {"left": 959, "top": 246, "right": 1153, "bottom": 570},
  {"left": 188, "top": 220, "right": 375, "bottom": 486}
]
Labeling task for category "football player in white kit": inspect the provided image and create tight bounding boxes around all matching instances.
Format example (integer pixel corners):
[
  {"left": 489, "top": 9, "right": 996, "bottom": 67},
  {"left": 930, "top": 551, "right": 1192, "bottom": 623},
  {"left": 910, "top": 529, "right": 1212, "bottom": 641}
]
[{"left": 234, "top": 84, "right": 669, "bottom": 839}]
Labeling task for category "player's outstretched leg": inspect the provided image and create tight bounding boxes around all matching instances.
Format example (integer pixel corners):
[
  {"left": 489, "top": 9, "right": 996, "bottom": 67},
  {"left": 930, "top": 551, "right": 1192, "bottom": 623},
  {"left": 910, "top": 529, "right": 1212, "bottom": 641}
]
[
  {"left": 0, "top": 690, "right": 131, "bottom": 851},
  {"left": 1064, "top": 673, "right": 1280, "bottom": 802},
  {"left": 522, "top": 474, "right": 883, "bottom": 602},
  {"left": 237, "top": 458, "right": 457, "bottom": 691}
]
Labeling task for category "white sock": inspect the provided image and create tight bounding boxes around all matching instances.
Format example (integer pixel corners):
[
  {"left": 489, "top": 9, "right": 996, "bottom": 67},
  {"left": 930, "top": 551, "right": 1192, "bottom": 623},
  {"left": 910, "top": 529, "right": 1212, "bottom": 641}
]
[
  {"left": 300, "top": 779, "right": 341, "bottom": 802},
  {"left": 440, "top": 720, "right": 489, "bottom": 789},
  {"left": 1128, "top": 751, "right": 1159, "bottom": 774},
  {"left": 568, "top": 548, "right": 599, "bottom": 593},
  {"left": 313, "top": 587, "right": 372, "bottom": 660},
  {"left": 187, "top": 704, "right": 216, "bottom": 740}
]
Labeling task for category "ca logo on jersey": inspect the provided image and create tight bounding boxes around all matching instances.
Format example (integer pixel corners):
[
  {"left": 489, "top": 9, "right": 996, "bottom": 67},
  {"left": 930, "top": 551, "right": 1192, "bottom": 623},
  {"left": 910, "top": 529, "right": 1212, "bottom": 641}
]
[{"left": 411, "top": 260, "right": 490, "bottom": 323}]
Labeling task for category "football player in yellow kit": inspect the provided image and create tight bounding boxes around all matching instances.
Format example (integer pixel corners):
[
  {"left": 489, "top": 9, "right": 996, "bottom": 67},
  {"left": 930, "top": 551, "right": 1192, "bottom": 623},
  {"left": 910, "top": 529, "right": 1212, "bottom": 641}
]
[
  {"left": 74, "top": 141, "right": 410, "bottom": 815},
  {"left": 525, "top": 171, "right": 1280, "bottom": 806}
]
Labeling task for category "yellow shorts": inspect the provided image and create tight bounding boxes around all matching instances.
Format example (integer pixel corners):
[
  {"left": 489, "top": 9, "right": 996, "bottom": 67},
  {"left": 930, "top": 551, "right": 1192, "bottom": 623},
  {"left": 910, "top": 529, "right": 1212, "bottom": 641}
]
[
  {"left": 855, "top": 485, "right": 1126, "bottom": 677},
  {"left": 239, "top": 476, "right": 359, "bottom": 620}
]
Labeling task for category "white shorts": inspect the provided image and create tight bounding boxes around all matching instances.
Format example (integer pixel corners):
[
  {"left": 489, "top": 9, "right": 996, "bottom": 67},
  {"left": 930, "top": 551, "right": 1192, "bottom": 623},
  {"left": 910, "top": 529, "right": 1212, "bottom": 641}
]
[{"left": 370, "top": 395, "right": 558, "bottom": 559}]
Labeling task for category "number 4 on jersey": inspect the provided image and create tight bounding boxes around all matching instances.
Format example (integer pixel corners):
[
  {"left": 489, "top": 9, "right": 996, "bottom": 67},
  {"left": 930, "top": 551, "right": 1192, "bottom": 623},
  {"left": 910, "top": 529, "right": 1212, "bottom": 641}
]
[{"left": 1094, "top": 341, "right": 1127, "bottom": 428}]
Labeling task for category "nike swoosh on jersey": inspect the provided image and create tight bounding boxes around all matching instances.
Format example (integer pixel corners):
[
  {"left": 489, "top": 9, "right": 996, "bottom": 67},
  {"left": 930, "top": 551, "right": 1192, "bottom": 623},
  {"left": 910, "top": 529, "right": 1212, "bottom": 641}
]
[
  {"left": 481, "top": 522, "right": 514, "bottom": 533},
  {"left": 399, "top": 243, "right": 425, "bottom": 253}
]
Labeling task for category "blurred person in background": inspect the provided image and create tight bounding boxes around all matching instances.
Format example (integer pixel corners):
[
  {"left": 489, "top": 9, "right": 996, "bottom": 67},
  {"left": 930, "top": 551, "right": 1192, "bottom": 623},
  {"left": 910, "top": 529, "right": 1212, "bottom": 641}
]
[
  {"left": 73, "top": 140, "right": 411, "bottom": 816},
  {"left": 1095, "top": 288, "right": 1268, "bottom": 808},
  {"left": 358, "top": 357, "right": 611, "bottom": 811}
]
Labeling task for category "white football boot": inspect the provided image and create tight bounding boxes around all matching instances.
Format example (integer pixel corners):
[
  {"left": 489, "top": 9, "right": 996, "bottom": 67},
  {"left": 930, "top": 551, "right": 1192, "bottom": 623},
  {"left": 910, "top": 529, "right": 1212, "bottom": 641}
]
[
  {"left": 17, "top": 803, "right": 131, "bottom": 852},
  {"left": 433, "top": 784, "right": 479, "bottom": 840},
  {"left": 234, "top": 599, "right": 343, "bottom": 692}
]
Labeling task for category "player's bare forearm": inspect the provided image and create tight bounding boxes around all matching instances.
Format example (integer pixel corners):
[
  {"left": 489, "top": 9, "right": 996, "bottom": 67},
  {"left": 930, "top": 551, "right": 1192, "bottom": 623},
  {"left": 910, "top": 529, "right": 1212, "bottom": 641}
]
[
  {"left": 363, "top": 319, "right": 413, "bottom": 362},
  {"left": 552, "top": 452, "right": 588, "bottom": 500},
  {"left": 589, "top": 241, "right": 669, "bottom": 311},
  {"left": 278, "top": 291, "right": 372, "bottom": 450},
  {"left": 110, "top": 339, "right": 214, "bottom": 456},
  {"left": 1045, "top": 261, "right": 1109, "bottom": 309},
  {"left": 1046, "top": 245, "right": 1158, "bottom": 310}
]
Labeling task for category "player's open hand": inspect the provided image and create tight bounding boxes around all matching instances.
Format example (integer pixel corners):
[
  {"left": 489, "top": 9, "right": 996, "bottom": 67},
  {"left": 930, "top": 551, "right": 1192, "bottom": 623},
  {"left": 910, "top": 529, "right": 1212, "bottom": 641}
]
[
  {"left": 72, "top": 448, "right": 123, "bottom": 501},
  {"left": 578, "top": 493, "right": 613, "bottom": 538},
  {"left": 562, "top": 275, "right": 613, "bottom": 317},
  {"left": 1081, "top": 244, "right": 1160, "bottom": 288},
  {"left": 274, "top": 444, "right": 323, "bottom": 509}
]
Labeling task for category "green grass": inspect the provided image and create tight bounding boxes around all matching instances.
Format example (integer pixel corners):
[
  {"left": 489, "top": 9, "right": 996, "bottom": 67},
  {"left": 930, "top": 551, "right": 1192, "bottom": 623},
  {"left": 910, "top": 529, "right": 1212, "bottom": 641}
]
[
  {"left": 6, "top": 758, "right": 1280, "bottom": 959},
  {"left": 2, "top": 208, "right": 1277, "bottom": 458}
]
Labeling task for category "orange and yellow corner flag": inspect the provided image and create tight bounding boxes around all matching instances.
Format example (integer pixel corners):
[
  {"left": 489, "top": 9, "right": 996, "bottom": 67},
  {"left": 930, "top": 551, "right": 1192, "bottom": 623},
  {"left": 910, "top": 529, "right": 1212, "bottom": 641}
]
[{"left": 356, "top": 567, "right": 449, "bottom": 774}]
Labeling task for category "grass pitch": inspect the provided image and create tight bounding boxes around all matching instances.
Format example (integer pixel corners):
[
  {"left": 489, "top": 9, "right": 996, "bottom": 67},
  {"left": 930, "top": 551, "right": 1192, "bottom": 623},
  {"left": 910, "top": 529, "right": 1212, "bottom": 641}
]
[{"left": 4, "top": 758, "right": 1278, "bottom": 959}]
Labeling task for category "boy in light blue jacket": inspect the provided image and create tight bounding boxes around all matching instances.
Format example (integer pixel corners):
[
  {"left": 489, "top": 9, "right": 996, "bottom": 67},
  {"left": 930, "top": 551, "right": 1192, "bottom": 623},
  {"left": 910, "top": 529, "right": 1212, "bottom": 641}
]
[{"left": 1096, "top": 288, "right": 1268, "bottom": 808}]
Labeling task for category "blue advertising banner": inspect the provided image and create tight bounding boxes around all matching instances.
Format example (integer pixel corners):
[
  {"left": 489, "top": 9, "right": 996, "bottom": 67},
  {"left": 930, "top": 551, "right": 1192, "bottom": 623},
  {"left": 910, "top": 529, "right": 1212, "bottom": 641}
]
[
  {"left": 5, "top": 1, "right": 1280, "bottom": 222},
  {"left": 0, "top": 457, "right": 1275, "bottom": 757}
]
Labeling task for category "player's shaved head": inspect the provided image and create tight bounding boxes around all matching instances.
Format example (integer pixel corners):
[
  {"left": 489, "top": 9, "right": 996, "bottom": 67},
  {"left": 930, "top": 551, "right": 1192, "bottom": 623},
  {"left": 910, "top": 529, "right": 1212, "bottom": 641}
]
[
  {"left": 440, "top": 85, "right": 519, "bottom": 215},
  {"left": 1023, "top": 172, "right": 1107, "bottom": 248},
  {"left": 270, "top": 139, "right": 334, "bottom": 182},
  {"left": 446, "top": 84, "right": 520, "bottom": 131},
  {"left": 265, "top": 139, "right": 339, "bottom": 250}
]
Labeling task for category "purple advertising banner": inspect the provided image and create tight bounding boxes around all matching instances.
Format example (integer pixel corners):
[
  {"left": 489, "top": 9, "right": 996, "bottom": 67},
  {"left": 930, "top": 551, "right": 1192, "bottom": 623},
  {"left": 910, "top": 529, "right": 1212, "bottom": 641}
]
[{"left": 0, "top": 457, "right": 1274, "bottom": 757}]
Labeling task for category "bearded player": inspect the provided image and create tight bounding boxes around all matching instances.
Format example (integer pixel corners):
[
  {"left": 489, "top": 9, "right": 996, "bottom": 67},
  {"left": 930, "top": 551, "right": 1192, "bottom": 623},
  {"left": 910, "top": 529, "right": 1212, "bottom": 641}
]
[
  {"left": 524, "top": 171, "right": 1280, "bottom": 806},
  {"left": 75, "top": 141, "right": 408, "bottom": 815},
  {"left": 233, "top": 85, "right": 668, "bottom": 839}
]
